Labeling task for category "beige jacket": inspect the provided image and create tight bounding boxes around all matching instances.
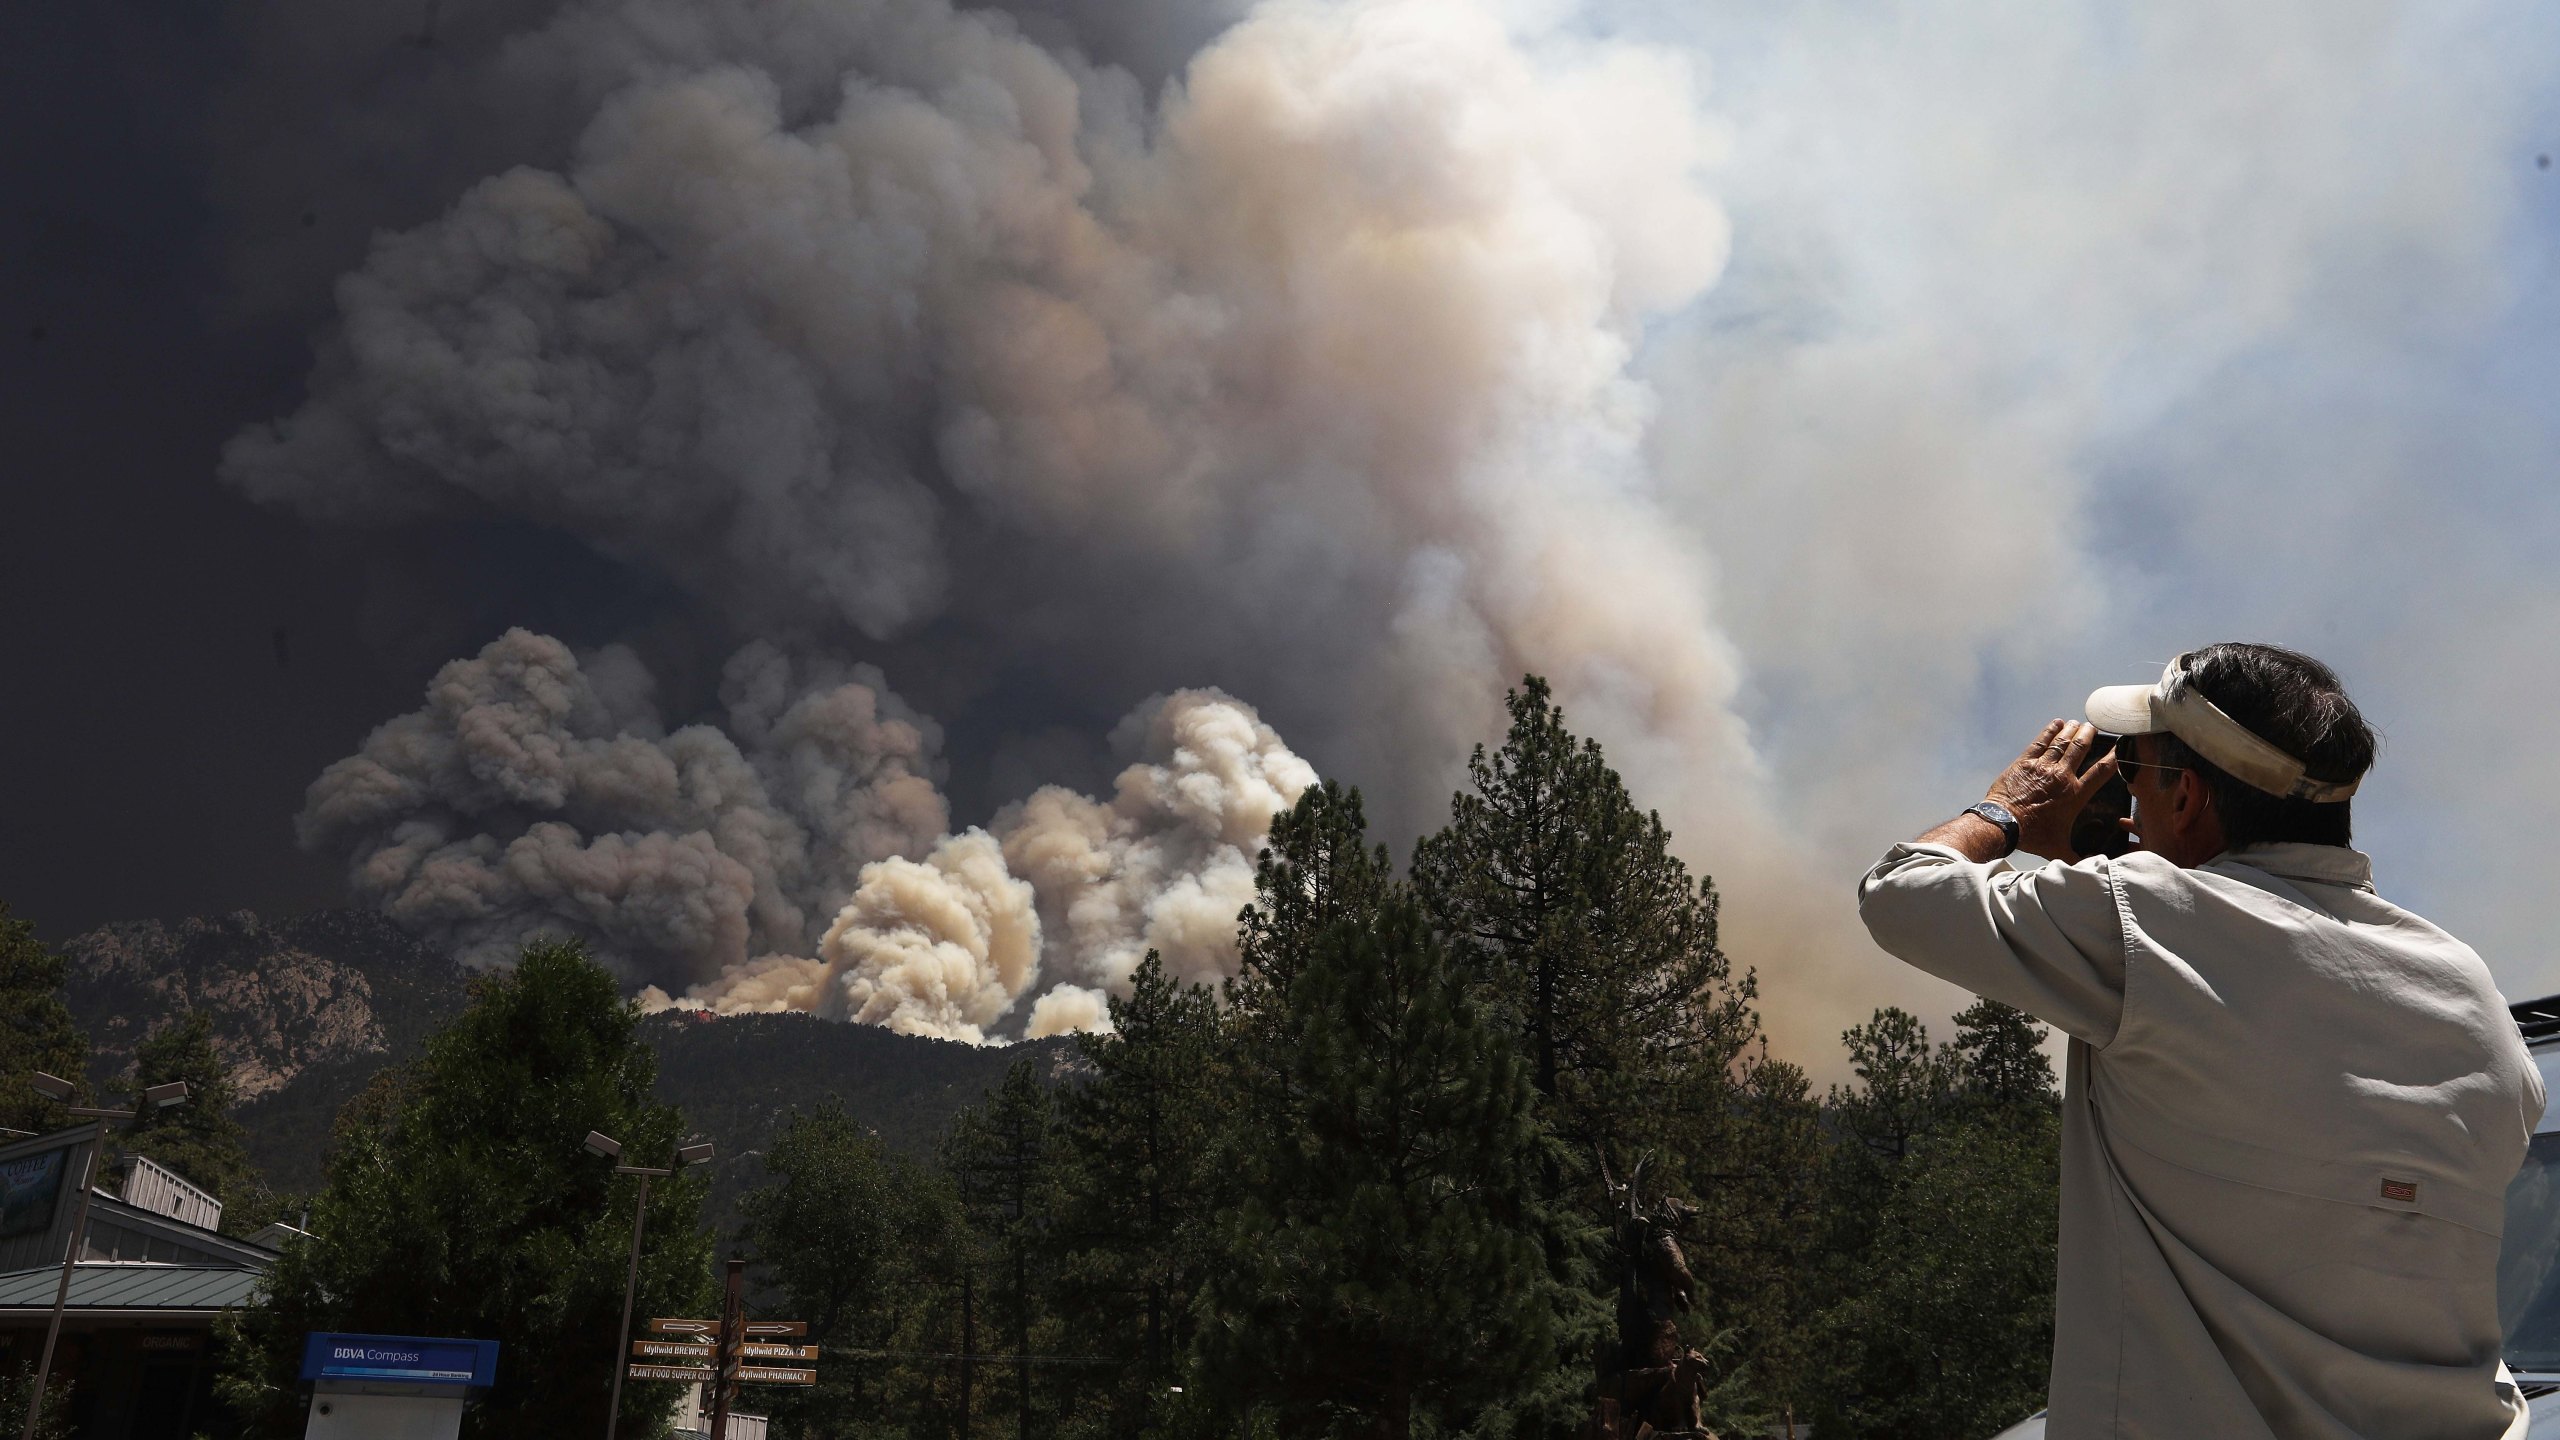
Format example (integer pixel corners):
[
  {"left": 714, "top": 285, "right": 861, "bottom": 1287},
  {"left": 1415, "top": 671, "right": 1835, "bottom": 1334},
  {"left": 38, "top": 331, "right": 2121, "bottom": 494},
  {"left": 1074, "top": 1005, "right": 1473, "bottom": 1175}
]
[{"left": 1859, "top": 841, "right": 2543, "bottom": 1439}]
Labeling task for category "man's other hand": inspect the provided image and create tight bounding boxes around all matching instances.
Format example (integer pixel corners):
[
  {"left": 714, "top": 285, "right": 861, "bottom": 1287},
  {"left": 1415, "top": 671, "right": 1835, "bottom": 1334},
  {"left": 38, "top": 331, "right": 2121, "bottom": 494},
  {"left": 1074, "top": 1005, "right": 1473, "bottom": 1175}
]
[{"left": 1989, "top": 720, "right": 2120, "bottom": 860}]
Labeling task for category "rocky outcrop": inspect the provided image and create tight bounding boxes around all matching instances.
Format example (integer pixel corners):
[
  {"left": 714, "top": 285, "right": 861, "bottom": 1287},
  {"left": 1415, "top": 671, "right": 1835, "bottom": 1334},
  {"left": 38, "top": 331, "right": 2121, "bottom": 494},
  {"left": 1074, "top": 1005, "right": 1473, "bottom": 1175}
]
[{"left": 63, "top": 909, "right": 469, "bottom": 1101}]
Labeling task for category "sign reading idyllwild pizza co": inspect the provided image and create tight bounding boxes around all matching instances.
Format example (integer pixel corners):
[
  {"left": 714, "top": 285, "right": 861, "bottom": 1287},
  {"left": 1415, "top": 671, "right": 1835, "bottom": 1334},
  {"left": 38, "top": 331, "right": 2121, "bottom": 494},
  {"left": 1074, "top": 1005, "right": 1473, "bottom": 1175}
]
[{"left": 740, "top": 1343, "right": 818, "bottom": 1361}]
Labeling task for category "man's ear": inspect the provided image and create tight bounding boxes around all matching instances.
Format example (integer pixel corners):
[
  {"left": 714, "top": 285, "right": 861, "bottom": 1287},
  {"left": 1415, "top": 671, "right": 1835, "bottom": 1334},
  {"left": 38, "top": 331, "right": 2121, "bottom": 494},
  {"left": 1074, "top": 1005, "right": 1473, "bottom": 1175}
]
[{"left": 2173, "top": 768, "right": 2210, "bottom": 823}]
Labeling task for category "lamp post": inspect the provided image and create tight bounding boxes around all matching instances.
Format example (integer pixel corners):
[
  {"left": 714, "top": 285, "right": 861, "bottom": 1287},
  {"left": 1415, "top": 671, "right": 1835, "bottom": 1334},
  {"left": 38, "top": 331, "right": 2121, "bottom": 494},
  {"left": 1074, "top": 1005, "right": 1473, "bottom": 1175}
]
[
  {"left": 590, "top": 1131, "right": 713, "bottom": 1440},
  {"left": 19, "top": 1072, "right": 187, "bottom": 1440}
]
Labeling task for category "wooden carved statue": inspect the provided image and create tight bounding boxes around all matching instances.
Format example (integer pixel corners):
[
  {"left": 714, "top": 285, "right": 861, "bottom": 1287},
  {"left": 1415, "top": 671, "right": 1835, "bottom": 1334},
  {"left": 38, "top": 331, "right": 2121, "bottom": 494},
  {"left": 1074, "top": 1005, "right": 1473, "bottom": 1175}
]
[{"left": 1583, "top": 1156, "right": 1719, "bottom": 1440}]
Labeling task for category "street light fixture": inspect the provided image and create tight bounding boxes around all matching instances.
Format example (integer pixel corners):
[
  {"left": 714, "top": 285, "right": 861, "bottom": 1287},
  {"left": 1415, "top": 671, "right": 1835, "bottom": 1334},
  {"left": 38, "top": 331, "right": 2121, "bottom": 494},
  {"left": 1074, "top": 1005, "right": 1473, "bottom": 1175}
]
[
  {"left": 19, "top": 1073, "right": 189, "bottom": 1440},
  {"left": 594, "top": 1132, "right": 713, "bottom": 1440}
]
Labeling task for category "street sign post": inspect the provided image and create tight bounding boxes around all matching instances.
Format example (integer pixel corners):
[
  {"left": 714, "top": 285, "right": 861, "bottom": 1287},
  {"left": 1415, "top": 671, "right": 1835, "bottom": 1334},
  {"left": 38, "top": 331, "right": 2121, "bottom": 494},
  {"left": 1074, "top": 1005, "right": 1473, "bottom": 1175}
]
[{"left": 641, "top": 1262, "right": 818, "bottom": 1435}]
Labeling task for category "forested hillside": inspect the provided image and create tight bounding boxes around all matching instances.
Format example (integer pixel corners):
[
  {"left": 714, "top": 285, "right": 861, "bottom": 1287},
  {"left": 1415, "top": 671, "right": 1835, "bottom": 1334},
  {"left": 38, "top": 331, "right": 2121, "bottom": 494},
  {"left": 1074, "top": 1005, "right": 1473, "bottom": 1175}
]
[{"left": 55, "top": 913, "right": 1053, "bottom": 1195}]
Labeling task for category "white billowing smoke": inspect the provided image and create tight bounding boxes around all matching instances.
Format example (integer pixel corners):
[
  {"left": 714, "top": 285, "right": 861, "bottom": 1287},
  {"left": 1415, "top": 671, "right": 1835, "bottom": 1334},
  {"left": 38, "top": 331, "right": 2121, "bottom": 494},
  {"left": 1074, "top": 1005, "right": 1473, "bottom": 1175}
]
[
  {"left": 643, "top": 687, "right": 1314, "bottom": 1040},
  {"left": 997, "top": 690, "right": 1317, "bottom": 997},
  {"left": 304, "top": 627, "right": 1318, "bottom": 1039}
]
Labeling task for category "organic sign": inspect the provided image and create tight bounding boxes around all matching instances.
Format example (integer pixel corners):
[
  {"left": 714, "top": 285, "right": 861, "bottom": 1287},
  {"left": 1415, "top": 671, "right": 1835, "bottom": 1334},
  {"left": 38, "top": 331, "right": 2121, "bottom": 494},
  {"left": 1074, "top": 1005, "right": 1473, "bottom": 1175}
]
[{"left": 0, "top": 1146, "right": 67, "bottom": 1240}]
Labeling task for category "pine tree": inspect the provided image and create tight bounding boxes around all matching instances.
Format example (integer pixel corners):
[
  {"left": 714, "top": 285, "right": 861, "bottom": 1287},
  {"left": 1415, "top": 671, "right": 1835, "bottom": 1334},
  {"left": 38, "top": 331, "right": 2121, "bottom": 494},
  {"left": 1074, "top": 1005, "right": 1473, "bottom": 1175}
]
[
  {"left": 214, "top": 940, "right": 716, "bottom": 1440},
  {"left": 1699, "top": 1048, "right": 1825, "bottom": 1435},
  {"left": 1233, "top": 780, "right": 1394, "bottom": 1016},
  {"left": 1195, "top": 898, "right": 1573, "bottom": 1440},
  {"left": 1949, "top": 999, "right": 2057, "bottom": 1114},
  {"left": 743, "top": 1100, "right": 967, "bottom": 1440},
  {"left": 0, "top": 904, "right": 89, "bottom": 1134},
  {"left": 1808, "top": 1006, "right": 2059, "bottom": 1439},
  {"left": 1410, "top": 677, "right": 1757, "bottom": 1176},
  {"left": 1050, "top": 954, "right": 1227, "bottom": 1438},
  {"left": 947, "top": 1060, "right": 1064, "bottom": 1440},
  {"left": 116, "top": 1010, "right": 259, "bottom": 1211}
]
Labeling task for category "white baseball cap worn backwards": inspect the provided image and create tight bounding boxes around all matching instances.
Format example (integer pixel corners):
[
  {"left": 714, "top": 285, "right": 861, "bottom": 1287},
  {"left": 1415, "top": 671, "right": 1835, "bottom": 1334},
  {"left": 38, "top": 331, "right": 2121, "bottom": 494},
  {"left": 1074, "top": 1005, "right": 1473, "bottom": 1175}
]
[{"left": 2084, "top": 653, "right": 2361, "bottom": 803}]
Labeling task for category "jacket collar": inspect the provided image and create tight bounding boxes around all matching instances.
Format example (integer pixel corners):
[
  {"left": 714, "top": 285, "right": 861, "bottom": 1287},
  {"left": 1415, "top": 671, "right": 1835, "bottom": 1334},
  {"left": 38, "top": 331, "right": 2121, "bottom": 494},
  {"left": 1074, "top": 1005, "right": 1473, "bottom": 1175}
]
[{"left": 2212, "top": 842, "right": 2375, "bottom": 893}]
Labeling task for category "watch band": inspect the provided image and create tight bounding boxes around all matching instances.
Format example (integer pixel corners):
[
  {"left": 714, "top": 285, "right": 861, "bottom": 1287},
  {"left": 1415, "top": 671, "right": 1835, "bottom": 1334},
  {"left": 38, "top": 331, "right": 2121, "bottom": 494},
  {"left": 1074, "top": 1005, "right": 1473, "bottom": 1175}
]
[{"left": 1964, "top": 800, "right": 2021, "bottom": 854}]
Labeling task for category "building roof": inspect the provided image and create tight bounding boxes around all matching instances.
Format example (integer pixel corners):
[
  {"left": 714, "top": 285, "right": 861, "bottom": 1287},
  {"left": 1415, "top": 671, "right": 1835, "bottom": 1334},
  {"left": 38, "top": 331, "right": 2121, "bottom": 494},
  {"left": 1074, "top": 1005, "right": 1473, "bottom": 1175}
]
[{"left": 0, "top": 1263, "right": 264, "bottom": 1315}]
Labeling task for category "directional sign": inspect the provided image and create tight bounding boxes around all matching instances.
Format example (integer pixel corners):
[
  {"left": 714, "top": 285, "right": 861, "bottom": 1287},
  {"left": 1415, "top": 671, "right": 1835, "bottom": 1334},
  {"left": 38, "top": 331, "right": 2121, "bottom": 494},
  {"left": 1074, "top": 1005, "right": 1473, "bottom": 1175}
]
[
  {"left": 627, "top": 1363, "right": 717, "bottom": 1383},
  {"left": 650, "top": 1318, "right": 716, "bottom": 1336},
  {"left": 740, "top": 1343, "right": 818, "bottom": 1361},
  {"left": 742, "top": 1320, "right": 808, "bottom": 1337},
  {"left": 737, "top": 1365, "right": 817, "bottom": 1385},
  {"left": 633, "top": 1340, "right": 713, "bottom": 1360}
]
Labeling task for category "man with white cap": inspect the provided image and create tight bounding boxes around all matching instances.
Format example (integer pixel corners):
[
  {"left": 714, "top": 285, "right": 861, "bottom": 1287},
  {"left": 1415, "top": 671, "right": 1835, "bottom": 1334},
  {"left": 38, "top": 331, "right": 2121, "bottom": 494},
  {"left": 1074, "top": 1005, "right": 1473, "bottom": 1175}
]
[{"left": 1859, "top": 642, "right": 2543, "bottom": 1439}]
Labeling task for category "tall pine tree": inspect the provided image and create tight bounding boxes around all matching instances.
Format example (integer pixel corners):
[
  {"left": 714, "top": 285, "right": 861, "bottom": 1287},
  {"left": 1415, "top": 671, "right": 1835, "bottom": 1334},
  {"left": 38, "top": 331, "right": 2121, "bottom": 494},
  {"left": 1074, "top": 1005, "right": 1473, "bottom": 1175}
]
[
  {"left": 1410, "top": 677, "right": 1757, "bottom": 1177},
  {"left": 1050, "top": 954, "right": 1227, "bottom": 1439},
  {"left": 1196, "top": 898, "right": 1575, "bottom": 1440},
  {"left": 947, "top": 1061, "right": 1064, "bottom": 1440},
  {"left": 1232, "top": 780, "right": 1394, "bottom": 1016}
]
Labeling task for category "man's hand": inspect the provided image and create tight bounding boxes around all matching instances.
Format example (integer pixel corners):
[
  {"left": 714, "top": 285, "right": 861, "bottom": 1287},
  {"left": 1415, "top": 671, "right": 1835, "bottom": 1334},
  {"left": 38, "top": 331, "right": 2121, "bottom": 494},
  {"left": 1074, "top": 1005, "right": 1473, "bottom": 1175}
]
[
  {"left": 1991, "top": 720, "right": 2119, "bottom": 860},
  {"left": 1916, "top": 719, "right": 2120, "bottom": 863}
]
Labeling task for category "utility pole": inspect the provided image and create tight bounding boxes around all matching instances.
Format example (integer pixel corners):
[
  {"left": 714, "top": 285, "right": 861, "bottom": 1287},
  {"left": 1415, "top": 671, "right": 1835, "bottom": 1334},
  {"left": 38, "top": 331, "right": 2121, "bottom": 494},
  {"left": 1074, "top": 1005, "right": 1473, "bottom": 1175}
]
[
  {"left": 707, "top": 1257, "right": 744, "bottom": 1440},
  {"left": 1007, "top": 1124, "right": 1031, "bottom": 1440},
  {"left": 958, "top": 1268, "right": 975, "bottom": 1440},
  {"left": 19, "top": 1074, "right": 187, "bottom": 1440},
  {"left": 586, "top": 1130, "right": 711, "bottom": 1440}
]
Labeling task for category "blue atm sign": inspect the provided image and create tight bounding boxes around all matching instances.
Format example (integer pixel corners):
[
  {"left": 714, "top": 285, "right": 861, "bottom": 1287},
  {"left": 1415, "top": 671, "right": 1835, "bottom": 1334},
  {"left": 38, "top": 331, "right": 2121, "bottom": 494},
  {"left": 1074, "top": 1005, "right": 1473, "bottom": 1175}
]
[{"left": 300, "top": 1333, "right": 499, "bottom": 1386}]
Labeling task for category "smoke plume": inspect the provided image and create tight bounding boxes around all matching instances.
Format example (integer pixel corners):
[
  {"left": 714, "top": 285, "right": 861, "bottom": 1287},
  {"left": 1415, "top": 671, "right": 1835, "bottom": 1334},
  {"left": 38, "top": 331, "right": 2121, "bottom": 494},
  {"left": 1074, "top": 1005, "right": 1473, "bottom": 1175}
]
[
  {"left": 232, "top": 0, "right": 2560, "bottom": 1055},
  {"left": 309, "top": 629, "right": 1314, "bottom": 1039},
  {"left": 299, "top": 628, "right": 948, "bottom": 981},
  {"left": 232, "top": 0, "right": 1781, "bottom": 1038}
]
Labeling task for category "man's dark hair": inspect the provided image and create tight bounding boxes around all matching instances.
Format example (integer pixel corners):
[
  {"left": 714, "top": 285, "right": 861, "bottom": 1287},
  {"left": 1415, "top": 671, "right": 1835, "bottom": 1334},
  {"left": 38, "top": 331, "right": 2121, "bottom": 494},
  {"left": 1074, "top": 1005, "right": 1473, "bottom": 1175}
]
[{"left": 2150, "top": 642, "right": 2378, "bottom": 850}]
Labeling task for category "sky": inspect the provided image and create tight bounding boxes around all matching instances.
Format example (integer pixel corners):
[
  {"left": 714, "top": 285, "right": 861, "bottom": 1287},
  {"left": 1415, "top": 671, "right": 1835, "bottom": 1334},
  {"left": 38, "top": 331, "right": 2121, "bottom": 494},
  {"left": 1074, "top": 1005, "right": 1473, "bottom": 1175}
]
[{"left": 4, "top": 0, "right": 2556, "bottom": 1068}]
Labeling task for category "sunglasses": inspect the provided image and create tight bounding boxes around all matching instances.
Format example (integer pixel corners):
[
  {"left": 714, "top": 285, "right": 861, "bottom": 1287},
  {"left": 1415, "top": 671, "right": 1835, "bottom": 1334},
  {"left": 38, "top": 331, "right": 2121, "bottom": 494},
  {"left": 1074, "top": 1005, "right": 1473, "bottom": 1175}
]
[{"left": 2098, "top": 732, "right": 2182, "bottom": 787}]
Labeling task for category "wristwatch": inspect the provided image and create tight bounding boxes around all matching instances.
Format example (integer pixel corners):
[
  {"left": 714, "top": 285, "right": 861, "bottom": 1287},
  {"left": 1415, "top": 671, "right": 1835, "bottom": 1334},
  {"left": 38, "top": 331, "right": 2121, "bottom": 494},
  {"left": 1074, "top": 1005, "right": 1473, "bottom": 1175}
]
[{"left": 1963, "top": 800, "right": 2021, "bottom": 854}]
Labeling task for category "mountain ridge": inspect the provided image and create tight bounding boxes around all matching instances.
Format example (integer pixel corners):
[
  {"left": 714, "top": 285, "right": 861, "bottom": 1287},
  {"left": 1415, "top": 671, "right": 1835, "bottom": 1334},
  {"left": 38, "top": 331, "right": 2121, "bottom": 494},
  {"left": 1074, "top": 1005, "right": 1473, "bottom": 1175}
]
[{"left": 58, "top": 909, "right": 1064, "bottom": 1201}]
